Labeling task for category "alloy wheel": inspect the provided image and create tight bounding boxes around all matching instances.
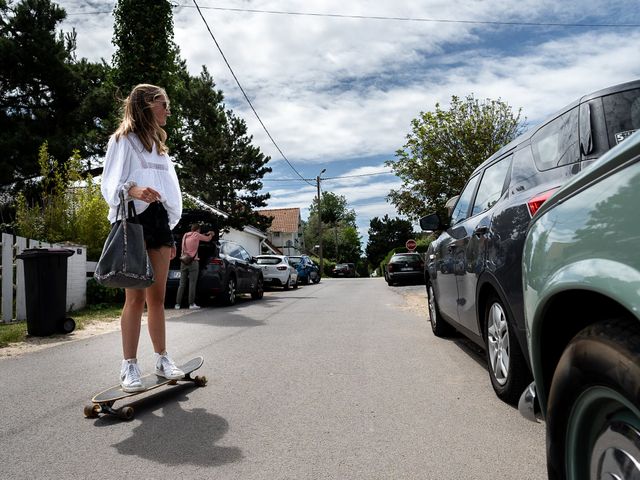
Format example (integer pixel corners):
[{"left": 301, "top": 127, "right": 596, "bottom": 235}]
[
  {"left": 487, "top": 302, "right": 510, "bottom": 386},
  {"left": 428, "top": 284, "right": 438, "bottom": 329}
]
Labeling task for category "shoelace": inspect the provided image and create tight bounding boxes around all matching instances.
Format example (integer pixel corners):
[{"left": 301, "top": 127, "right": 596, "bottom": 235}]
[
  {"left": 159, "top": 356, "right": 177, "bottom": 374},
  {"left": 123, "top": 363, "right": 141, "bottom": 383}
]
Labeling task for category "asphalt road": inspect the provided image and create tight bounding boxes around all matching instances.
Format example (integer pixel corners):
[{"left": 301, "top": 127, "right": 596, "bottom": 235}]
[{"left": 0, "top": 277, "right": 546, "bottom": 479}]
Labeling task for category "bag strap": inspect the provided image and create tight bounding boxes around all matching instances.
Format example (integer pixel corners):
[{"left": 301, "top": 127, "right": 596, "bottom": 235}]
[
  {"left": 115, "top": 191, "right": 127, "bottom": 223},
  {"left": 127, "top": 200, "right": 139, "bottom": 220},
  {"left": 115, "top": 190, "right": 139, "bottom": 223}
]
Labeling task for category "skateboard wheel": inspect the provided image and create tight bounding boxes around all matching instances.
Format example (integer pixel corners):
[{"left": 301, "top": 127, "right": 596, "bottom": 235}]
[
  {"left": 119, "top": 406, "right": 134, "bottom": 420},
  {"left": 84, "top": 405, "right": 99, "bottom": 418},
  {"left": 168, "top": 379, "right": 178, "bottom": 385},
  {"left": 195, "top": 375, "right": 207, "bottom": 387}
]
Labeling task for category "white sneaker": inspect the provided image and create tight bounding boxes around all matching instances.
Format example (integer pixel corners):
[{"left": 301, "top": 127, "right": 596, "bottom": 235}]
[
  {"left": 120, "top": 359, "right": 144, "bottom": 392},
  {"left": 189, "top": 304, "right": 201, "bottom": 310},
  {"left": 174, "top": 304, "right": 181, "bottom": 310},
  {"left": 154, "top": 352, "right": 184, "bottom": 379}
]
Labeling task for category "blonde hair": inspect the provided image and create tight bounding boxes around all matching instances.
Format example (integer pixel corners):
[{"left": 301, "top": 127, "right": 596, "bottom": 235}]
[{"left": 114, "top": 84, "right": 169, "bottom": 155}]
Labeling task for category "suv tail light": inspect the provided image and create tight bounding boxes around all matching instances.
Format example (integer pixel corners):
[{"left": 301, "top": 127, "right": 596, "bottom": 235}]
[
  {"left": 276, "top": 266, "right": 288, "bottom": 271},
  {"left": 209, "top": 258, "right": 224, "bottom": 266},
  {"left": 387, "top": 264, "right": 394, "bottom": 272},
  {"left": 527, "top": 188, "right": 559, "bottom": 217}
]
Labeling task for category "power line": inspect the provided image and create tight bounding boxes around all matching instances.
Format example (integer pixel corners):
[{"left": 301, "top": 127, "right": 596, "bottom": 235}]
[
  {"left": 176, "top": 4, "right": 640, "bottom": 28},
  {"left": 64, "top": 5, "right": 640, "bottom": 28},
  {"left": 192, "top": 0, "right": 313, "bottom": 186},
  {"left": 262, "top": 171, "right": 396, "bottom": 182}
]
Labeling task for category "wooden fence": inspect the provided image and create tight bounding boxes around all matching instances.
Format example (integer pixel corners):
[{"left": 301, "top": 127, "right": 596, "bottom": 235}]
[{"left": 0, "top": 233, "right": 87, "bottom": 323}]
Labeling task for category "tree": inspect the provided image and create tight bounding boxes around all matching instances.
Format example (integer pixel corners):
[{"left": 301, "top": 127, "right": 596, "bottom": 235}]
[
  {"left": 111, "top": 4, "right": 272, "bottom": 233},
  {"left": 0, "top": 0, "right": 114, "bottom": 186},
  {"left": 365, "top": 214, "right": 415, "bottom": 267},
  {"left": 304, "top": 191, "right": 361, "bottom": 262},
  {"left": 386, "top": 94, "right": 525, "bottom": 220},
  {"left": 15, "top": 143, "right": 110, "bottom": 259},
  {"left": 111, "top": 0, "right": 185, "bottom": 147},
  {"left": 178, "top": 67, "right": 272, "bottom": 234},
  {"left": 111, "top": 0, "right": 180, "bottom": 95}
]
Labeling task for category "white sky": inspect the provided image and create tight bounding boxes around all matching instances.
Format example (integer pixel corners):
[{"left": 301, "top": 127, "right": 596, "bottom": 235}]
[{"left": 58, "top": 0, "right": 640, "bottom": 246}]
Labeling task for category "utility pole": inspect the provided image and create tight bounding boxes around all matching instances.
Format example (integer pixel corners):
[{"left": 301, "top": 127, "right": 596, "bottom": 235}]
[{"left": 316, "top": 168, "right": 326, "bottom": 273}]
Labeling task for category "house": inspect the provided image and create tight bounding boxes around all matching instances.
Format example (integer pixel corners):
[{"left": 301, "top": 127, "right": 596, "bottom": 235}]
[
  {"left": 221, "top": 225, "right": 267, "bottom": 257},
  {"left": 257, "top": 208, "right": 304, "bottom": 256}
]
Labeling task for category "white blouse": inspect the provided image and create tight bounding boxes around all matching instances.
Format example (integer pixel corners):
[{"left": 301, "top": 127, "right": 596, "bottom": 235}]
[{"left": 101, "top": 133, "right": 182, "bottom": 229}]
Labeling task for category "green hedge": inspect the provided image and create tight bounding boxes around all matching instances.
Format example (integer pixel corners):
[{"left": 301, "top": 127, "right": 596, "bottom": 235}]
[{"left": 86, "top": 278, "right": 124, "bottom": 306}]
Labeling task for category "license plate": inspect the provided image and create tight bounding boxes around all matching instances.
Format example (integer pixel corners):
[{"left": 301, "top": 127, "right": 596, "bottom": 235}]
[
  {"left": 169, "top": 271, "right": 181, "bottom": 279},
  {"left": 401, "top": 267, "right": 414, "bottom": 271}
]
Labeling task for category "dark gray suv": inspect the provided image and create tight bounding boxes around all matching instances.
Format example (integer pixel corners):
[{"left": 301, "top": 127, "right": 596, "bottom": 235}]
[{"left": 420, "top": 79, "right": 640, "bottom": 404}]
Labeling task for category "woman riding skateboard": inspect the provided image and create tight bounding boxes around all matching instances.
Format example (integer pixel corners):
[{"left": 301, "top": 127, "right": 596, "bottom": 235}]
[{"left": 101, "top": 83, "right": 185, "bottom": 392}]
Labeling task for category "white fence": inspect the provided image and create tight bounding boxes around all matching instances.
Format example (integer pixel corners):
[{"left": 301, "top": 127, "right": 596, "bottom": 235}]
[{"left": 1, "top": 233, "right": 87, "bottom": 323}]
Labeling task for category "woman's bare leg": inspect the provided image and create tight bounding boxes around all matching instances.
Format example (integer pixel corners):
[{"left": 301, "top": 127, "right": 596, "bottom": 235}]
[
  {"left": 121, "top": 288, "right": 146, "bottom": 359},
  {"left": 146, "top": 246, "right": 171, "bottom": 354}
]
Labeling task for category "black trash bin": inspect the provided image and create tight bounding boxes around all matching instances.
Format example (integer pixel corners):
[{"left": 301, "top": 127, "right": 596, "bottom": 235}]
[{"left": 16, "top": 248, "right": 76, "bottom": 336}]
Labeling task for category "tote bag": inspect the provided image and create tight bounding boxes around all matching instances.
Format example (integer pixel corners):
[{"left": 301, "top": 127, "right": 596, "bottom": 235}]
[{"left": 94, "top": 192, "right": 154, "bottom": 289}]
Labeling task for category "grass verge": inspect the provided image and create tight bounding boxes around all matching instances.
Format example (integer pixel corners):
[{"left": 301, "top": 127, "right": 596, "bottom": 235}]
[{"left": 0, "top": 304, "right": 121, "bottom": 348}]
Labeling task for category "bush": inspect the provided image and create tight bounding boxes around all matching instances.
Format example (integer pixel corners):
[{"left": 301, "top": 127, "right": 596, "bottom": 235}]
[{"left": 86, "top": 278, "right": 124, "bottom": 306}]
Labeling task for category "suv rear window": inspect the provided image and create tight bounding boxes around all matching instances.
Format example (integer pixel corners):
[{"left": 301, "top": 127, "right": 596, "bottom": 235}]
[
  {"left": 392, "top": 254, "right": 421, "bottom": 262},
  {"left": 602, "top": 88, "right": 640, "bottom": 145},
  {"left": 256, "top": 257, "right": 281, "bottom": 265}
]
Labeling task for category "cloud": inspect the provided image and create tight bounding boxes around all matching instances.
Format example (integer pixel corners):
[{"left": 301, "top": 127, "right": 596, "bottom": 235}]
[{"left": 57, "top": 0, "right": 640, "bottom": 246}]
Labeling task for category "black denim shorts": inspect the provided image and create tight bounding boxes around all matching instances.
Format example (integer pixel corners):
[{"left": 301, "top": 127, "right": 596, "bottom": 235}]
[{"left": 136, "top": 201, "right": 174, "bottom": 249}]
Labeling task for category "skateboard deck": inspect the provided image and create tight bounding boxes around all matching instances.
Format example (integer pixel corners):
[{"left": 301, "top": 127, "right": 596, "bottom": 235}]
[{"left": 84, "top": 356, "right": 206, "bottom": 420}]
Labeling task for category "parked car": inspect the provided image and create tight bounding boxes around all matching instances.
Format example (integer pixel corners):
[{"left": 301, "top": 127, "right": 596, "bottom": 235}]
[
  {"left": 288, "top": 255, "right": 320, "bottom": 284},
  {"left": 385, "top": 252, "right": 424, "bottom": 286},
  {"left": 167, "top": 238, "right": 264, "bottom": 306},
  {"left": 518, "top": 131, "right": 640, "bottom": 479},
  {"left": 255, "top": 255, "right": 298, "bottom": 290},
  {"left": 420, "top": 79, "right": 640, "bottom": 404},
  {"left": 332, "top": 263, "right": 355, "bottom": 277}
]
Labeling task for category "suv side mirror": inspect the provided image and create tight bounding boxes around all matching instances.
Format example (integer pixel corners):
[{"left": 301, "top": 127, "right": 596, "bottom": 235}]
[
  {"left": 445, "top": 195, "right": 459, "bottom": 218},
  {"left": 420, "top": 213, "right": 447, "bottom": 232}
]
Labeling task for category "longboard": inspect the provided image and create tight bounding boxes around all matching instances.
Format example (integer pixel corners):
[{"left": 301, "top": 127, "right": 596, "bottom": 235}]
[{"left": 84, "top": 356, "right": 206, "bottom": 420}]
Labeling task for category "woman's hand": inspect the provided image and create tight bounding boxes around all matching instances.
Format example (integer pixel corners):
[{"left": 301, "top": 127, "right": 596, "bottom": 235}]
[{"left": 128, "top": 185, "right": 161, "bottom": 203}]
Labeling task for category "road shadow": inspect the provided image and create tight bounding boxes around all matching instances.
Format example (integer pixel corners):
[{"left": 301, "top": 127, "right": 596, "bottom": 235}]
[{"left": 107, "top": 386, "right": 243, "bottom": 467}]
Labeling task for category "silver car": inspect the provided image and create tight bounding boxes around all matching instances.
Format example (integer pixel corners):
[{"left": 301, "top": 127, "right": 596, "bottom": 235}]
[{"left": 255, "top": 255, "right": 298, "bottom": 290}]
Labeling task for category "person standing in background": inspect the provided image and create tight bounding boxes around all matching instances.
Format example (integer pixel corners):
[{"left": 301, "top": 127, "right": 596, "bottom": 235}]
[{"left": 175, "top": 223, "right": 214, "bottom": 310}]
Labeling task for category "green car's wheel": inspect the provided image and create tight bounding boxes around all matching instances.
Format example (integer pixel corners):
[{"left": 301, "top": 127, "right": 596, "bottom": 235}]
[{"left": 546, "top": 318, "right": 640, "bottom": 480}]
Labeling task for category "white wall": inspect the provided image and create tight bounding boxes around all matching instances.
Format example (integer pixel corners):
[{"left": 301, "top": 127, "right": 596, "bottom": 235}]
[
  {"left": 221, "top": 229, "right": 263, "bottom": 257},
  {"left": 66, "top": 245, "right": 87, "bottom": 311}
]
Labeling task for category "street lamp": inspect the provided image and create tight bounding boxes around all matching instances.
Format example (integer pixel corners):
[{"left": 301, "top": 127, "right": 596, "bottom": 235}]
[{"left": 316, "top": 168, "right": 326, "bottom": 273}]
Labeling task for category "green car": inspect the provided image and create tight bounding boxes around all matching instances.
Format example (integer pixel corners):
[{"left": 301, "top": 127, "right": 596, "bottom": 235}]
[{"left": 519, "top": 130, "right": 640, "bottom": 479}]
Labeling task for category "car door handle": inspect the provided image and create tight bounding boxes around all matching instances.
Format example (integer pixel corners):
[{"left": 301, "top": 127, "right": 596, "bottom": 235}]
[{"left": 473, "top": 225, "right": 489, "bottom": 236}]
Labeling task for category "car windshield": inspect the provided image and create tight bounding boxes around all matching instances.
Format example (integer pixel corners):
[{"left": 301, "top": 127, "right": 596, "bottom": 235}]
[{"left": 256, "top": 257, "right": 282, "bottom": 265}]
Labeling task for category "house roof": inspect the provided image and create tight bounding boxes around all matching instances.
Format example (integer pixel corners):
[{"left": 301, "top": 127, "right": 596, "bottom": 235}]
[{"left": 257, "top": 208, "right": 301, "bottom": 233}]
